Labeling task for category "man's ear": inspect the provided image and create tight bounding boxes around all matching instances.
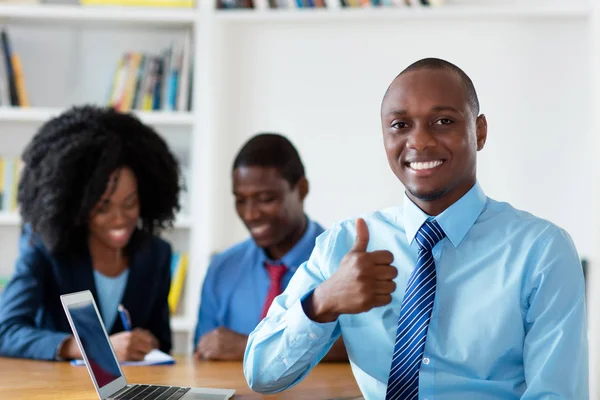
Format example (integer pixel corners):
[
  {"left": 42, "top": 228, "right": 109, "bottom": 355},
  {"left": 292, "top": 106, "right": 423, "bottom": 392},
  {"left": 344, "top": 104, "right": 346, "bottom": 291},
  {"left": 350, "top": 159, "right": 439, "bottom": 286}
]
[
  {"left": 476, "top": 114, "right": 488, "bottom": 151},
  {"left": 296, "top": 177, "right": 309, "bottom": 201}
]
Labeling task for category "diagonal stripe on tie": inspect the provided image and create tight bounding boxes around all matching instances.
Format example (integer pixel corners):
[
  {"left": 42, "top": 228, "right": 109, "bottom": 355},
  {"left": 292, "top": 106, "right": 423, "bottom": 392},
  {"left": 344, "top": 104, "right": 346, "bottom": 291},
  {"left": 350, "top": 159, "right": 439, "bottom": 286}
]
[
  {"left": 386, "top": 219, "right": 446, "bottom": 400},
  {"left": 396, "top": 270, "right": 436, "bottom": 325}
]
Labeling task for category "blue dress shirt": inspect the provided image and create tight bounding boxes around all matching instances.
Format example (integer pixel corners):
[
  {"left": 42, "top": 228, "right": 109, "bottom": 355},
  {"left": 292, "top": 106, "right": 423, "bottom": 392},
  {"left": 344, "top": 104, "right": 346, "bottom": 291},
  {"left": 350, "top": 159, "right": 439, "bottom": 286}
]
[
  {"left": 193, "top": 217, "right": 324, "bottom": 345},
  {"left": 93, "top": 269, "right": 129, "bottom": 333},
  {"left": 244, "top": 182, "right": 588, "bottom": 399}
]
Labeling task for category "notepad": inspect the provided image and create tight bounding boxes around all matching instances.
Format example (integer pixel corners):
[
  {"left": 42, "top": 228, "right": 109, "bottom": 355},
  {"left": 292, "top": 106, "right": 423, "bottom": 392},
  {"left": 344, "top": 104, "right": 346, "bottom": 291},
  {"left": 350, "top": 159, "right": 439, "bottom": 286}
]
[{"left": 71, "top": 349, "right": 175, "bottom": 366}]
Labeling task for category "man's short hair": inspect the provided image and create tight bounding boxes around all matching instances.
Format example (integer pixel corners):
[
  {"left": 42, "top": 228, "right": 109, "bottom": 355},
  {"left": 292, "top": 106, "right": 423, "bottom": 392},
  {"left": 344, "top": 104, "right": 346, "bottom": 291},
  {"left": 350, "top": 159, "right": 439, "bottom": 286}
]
[
  {"left": 396, "top": 57, "right": 480, "bottom": 117},
  {"left": 233, "top": 133, "right": 305, "bottom": 187}
]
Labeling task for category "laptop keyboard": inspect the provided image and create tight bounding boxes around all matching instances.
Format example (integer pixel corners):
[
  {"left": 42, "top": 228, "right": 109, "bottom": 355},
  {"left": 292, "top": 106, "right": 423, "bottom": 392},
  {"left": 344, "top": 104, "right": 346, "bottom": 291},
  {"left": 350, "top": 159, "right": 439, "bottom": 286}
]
[{"left": 111, "top": 384, "right": 191, "bottom": 400}]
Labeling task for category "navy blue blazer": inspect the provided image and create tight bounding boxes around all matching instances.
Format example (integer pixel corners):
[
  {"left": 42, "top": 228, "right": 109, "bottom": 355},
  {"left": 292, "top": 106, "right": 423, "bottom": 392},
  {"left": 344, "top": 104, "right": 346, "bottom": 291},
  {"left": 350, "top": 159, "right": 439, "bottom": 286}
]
[{"left": 0, "top": 225, "right": 173, "bottom": 360}]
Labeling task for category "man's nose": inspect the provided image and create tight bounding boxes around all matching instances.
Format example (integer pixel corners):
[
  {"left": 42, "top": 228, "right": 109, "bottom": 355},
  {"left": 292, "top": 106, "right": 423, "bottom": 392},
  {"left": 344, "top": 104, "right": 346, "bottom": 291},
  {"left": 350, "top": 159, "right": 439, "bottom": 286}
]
[
  {"left": 406, "top": 124, "right": 436, "bottom": 151},
  {"left": 242, "top": 200, "right": 262, "bottom": 222}
]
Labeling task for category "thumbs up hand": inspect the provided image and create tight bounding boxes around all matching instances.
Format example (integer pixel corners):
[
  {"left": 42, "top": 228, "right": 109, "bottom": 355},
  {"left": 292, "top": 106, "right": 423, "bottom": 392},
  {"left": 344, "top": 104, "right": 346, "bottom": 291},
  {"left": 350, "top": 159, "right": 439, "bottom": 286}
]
[{"left": 304, "top": 218, "right": 397, "bottom": 323}]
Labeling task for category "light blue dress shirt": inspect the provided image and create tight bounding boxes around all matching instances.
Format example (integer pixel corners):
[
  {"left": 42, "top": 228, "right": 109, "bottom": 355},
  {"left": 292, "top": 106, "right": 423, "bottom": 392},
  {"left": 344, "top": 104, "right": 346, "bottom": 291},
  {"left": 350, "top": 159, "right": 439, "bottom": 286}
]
[
  {"left": 193, "top": 217, "right": 324, "bottom": 345},
  {"left": 94, "top": 269, "right": 129, "bottom": 332},
  {"left": 244, "top": 182, "right": 588, "bottom": 399}
]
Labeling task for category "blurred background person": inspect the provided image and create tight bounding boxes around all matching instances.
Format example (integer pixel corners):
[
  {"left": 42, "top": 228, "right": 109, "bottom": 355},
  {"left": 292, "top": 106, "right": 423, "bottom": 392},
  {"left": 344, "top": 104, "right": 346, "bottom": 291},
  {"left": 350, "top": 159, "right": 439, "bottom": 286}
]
[
  {"left": 0, "top": 105, "right": 181, "bottom": 361},
  {"left": 194, "top": 133, "right": 347, "bottom": 362}
]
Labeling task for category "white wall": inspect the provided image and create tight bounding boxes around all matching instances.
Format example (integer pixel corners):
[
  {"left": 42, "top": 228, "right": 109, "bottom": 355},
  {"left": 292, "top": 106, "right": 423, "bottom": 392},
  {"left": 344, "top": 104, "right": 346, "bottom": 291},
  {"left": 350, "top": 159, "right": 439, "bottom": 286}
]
[{"left": 210, "top": 16, "right": 594, "bottom": 266}]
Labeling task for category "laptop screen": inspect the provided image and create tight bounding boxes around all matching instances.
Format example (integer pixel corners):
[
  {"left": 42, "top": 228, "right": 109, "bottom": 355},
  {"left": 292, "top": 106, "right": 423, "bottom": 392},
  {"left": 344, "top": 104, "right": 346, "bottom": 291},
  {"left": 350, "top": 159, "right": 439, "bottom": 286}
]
[{"left": 66, "top": 300, "right": 123, "bottom": 388}]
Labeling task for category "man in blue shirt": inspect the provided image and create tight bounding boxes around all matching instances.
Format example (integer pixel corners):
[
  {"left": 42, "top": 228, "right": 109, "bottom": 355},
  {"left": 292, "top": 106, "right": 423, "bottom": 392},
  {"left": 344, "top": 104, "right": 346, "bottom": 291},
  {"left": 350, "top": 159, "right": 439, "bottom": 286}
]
[
  {"left": 194, "top": 133, "right": 347, "bottom": 362},
  {"left": 244, "top": 59, "right": 588, "bottom": 399}
]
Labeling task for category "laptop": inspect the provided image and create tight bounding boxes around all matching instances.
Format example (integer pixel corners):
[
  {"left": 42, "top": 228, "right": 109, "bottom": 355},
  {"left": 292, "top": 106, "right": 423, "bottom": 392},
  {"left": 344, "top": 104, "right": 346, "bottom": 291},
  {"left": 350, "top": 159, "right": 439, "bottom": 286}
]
[{"left": 60, "top": 290, "right": 235, "bottom": 400}]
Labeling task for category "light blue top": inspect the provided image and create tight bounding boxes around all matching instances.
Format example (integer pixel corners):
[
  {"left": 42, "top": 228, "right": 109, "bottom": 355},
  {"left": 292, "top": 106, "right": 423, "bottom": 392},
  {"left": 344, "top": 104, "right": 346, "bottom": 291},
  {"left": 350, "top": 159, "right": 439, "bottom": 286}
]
[
  {"left": 94, "top": 269, "right": 129, "bottom": 332},
  {"left": 194, "top": 217, "right": 325, "bottom": 345},
  {"left": 244, "top": 182, "right": 588, "bottom": 399}
]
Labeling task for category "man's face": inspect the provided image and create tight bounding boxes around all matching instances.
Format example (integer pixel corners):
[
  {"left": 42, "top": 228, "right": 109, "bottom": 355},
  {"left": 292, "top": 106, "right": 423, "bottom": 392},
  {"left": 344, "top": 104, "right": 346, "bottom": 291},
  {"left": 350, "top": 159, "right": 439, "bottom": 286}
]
[
  {"left": 233, "top": 166, "right": 306, "bottom": 251},
  {"left": 381, "top": 68, "right": 487, "bottom": 213}
]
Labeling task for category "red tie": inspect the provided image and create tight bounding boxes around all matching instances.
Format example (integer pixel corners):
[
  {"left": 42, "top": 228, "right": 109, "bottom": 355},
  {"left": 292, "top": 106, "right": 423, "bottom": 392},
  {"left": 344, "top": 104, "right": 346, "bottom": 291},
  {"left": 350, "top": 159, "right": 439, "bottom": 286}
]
[{"left": 261, "top": 263, "right": 287, "bottom": 320}]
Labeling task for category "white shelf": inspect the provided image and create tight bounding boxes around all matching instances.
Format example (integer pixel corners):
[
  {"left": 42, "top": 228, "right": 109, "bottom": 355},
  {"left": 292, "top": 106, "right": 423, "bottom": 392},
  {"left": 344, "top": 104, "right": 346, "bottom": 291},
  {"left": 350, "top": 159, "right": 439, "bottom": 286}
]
[
  {"left": 0, "top": 213, "right": 19, "bottom": 226},
  {"left": 215, "top": 4, "right": 590, "bottom": 23},
  {"left": 0, "top": 212, "right": 192, "bottom": 228},
  {"left": 171, "top": 315, "right": 194, "bottom": 332},
  {"left": 0, "top": 107, "right": 195, "bottom": 127},
  {"left": 136, "top": 110, "right": 196, "bottom": 127},
  {"left": 0, "top": 4, "right": 197, "bottom": 26}
]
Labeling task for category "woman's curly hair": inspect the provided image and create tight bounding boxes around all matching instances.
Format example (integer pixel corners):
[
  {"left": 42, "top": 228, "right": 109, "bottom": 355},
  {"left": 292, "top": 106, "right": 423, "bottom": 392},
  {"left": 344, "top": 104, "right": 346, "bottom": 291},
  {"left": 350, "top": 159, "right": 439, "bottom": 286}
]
[{"left": 18, "top": 105, "right": 182, "bottom": 255}]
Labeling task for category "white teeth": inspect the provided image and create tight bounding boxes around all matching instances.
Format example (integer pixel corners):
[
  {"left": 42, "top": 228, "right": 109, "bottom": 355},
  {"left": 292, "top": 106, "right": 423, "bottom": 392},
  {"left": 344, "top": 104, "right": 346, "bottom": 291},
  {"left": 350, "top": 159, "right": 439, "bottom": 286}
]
[
  {"left": 409, "top": 160, "right": 443, "bottom": 171},
  {"left": 251, "top": 225, "right": 269, "bottom": 235},
  {"left": 109, "top": 229, "right": 127, "bottom": 238}
]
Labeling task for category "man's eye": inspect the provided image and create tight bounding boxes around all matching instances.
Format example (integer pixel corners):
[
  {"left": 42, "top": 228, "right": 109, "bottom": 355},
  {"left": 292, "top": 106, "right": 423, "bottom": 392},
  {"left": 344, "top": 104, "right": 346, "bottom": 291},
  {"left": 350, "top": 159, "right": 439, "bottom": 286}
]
[
  {"left": 435, "top": 118, "right": 453, "bottom": 125},
  {"left": 392, "top": 121, "right": 408, "bottom": 129}
]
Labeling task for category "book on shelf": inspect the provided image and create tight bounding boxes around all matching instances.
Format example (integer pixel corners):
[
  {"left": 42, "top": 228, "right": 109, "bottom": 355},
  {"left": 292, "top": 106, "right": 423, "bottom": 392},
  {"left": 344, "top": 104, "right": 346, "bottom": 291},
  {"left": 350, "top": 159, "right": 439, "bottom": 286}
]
[
  {"left": 108, "top": 33, "right": 193, "bottom": 113},
  {"left": 0, "top": 28, "right": 29, "bottom": 108},
  {"left": 218, "top": 0, "right": 254, "bottom": 8},
  {"left": 218, "top": 0, "right": 443, "bottom": 8},
  {"left": 168, "top": 251, "right": 189, "bottom": 315},
  {"left": 0, "top": 156, "right": 23, "bottom": 214}
]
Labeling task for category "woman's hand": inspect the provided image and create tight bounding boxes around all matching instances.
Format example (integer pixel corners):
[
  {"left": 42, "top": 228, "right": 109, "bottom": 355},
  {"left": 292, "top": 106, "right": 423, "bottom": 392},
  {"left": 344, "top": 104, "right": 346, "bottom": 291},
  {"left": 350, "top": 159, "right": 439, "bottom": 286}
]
[{"left": 110, "top": 328, "right": 158, "bottom": 361}]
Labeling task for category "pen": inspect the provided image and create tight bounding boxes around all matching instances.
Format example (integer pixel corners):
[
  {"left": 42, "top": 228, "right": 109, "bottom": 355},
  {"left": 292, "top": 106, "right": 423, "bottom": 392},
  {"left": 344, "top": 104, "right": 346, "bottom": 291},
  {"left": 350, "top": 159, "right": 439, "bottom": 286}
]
[{"left": 118, "top": 304, "right": 132, "bottom": 331}]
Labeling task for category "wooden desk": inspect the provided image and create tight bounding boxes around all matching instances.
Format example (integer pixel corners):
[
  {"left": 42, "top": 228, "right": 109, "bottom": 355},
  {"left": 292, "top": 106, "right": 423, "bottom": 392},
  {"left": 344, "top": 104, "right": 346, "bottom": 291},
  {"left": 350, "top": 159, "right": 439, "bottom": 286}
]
[{"left": 0, "top": 356, "right": 361, "bottom": 399}]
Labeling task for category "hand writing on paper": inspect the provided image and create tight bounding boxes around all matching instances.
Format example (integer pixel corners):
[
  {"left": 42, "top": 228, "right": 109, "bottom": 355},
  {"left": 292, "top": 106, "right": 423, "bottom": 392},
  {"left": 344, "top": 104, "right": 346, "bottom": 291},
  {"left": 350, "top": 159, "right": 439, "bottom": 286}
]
[
  {"left": 304, "top": 218, "right": 397, "bottom": 323},
  {"left": 110, "top": 328, "right": 158, "bottom": 362},
  {"left": 194, "top": 327, "right": 248, "bottom": 361}
]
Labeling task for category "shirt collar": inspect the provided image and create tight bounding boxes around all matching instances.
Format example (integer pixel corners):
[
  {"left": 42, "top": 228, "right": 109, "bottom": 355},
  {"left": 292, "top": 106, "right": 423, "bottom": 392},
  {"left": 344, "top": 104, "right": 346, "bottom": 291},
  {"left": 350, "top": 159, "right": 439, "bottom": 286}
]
[
  {"left": 256, "top": 216, "right": 320, "bottom": 273},
  {"left": 403, "top": 181, "right": 487, "bottom": 248}
]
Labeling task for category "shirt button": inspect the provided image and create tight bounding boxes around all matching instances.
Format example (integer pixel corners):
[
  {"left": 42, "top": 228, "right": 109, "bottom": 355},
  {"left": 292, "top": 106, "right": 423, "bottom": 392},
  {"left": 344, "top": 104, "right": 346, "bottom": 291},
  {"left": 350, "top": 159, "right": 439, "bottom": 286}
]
[
  {"left": 423, "top": 357, "right": 430, "bottom": 365},
  {"left": 309, "top": 333, "right": 317, "bottom": 339}
]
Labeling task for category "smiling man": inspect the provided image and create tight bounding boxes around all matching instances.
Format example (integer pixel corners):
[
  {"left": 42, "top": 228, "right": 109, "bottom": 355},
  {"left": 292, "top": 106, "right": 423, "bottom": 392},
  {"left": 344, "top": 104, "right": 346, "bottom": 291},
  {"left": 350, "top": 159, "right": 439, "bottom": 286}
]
[
  {"left": 243, "top": 58, "right": 588, "bottom": 399},
  {"left": 193, "top": 133, "right": 347, "bottom": 362}
]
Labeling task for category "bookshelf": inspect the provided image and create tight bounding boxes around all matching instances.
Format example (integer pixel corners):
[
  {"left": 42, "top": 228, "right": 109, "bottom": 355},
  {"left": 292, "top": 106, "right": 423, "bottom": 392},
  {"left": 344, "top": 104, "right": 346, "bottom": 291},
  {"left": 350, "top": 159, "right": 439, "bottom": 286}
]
[{"left": 0, "top": 2, "right": 599, "bottom": 386}]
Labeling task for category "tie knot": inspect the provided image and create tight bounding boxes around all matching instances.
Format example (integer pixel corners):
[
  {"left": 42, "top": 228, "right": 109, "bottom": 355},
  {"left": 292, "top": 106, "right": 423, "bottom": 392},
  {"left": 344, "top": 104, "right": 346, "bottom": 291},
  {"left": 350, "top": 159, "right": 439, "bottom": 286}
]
[
  {"left": 265, "top": 263, "right": 287, "bottom": 282},
  {"left": 415, "top": 220, "right": 445, "bottom": 252}
]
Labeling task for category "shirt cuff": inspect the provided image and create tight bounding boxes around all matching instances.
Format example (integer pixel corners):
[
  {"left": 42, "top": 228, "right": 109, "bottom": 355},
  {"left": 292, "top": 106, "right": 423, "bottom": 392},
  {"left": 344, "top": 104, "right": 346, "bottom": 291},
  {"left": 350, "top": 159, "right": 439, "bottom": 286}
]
[
  {"left": 287, "top": 290, "right": 338, "bottom": 342},
  {"left": 54, "top": 335, "right": 73, "bottom": 361}
]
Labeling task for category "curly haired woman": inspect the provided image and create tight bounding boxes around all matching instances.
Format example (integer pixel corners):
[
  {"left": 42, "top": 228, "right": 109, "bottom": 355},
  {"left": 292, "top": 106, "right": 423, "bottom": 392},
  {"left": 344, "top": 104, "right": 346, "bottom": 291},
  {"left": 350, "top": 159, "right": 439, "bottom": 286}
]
[{"left": 0, "top": 105, "right": 182, "bottom": 361}]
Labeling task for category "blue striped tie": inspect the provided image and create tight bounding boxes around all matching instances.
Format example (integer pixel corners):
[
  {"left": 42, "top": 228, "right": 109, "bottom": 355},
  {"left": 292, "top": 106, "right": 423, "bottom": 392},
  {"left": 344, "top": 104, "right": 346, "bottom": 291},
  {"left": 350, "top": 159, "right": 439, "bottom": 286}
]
[{"left": 386, "top": 219, "right": 446, "bottom": 400}]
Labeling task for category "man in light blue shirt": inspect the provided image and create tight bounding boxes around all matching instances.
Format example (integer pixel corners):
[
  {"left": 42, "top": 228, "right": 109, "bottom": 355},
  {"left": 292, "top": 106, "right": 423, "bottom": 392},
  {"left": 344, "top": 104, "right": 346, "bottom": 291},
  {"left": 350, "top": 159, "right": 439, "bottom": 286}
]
[
  {"left": 194, "top": 133, "right": 347, "bottom": 362},
  {"left": 244, "top": 58, "right": 588, "bottom": 399}
]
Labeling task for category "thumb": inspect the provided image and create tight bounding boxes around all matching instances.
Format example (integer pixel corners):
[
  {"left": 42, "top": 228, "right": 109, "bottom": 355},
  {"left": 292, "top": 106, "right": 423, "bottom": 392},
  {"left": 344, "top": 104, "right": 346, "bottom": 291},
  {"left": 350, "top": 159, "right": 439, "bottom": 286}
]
[{"left": 352, "top": 218, "right": 370, "bottom": 252}]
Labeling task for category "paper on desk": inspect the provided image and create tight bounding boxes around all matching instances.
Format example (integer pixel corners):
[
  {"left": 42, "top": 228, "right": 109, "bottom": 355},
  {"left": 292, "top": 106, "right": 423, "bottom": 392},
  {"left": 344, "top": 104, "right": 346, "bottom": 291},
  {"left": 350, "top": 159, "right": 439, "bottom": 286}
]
[{"left": 70, "top": 349, "right": 175, "bottom": 366}]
